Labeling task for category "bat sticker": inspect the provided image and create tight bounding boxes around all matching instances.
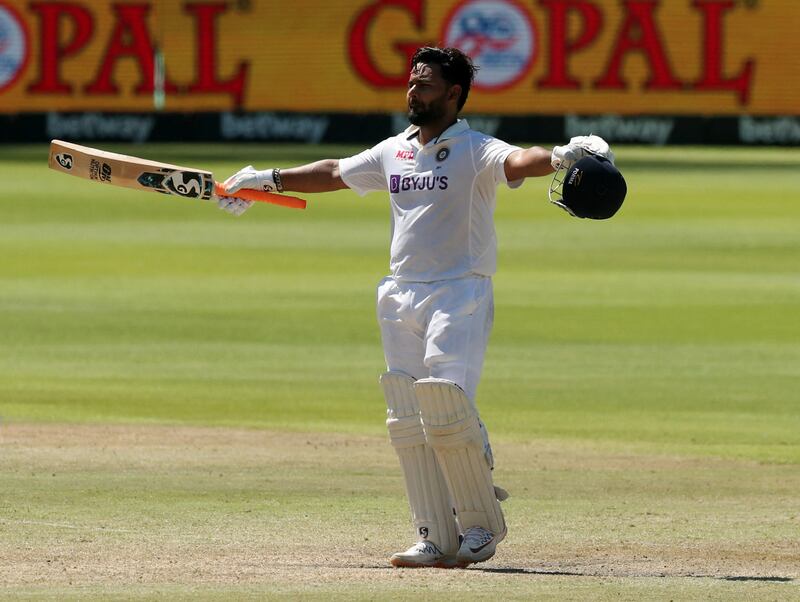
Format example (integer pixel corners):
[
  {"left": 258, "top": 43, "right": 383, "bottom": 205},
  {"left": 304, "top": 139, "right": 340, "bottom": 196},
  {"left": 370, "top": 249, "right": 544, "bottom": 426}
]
[
  {"left": 137, "top": 169, "right": 214, "bottom": 200},
  {"left": 89, "top": 159, "right": 112, "bottom": 182},
  {"left": 163, "top": 171, "right": 204, "bottom": 198},
  {"left": 55, "top": 153, "right": 73, "bottom": 170}
]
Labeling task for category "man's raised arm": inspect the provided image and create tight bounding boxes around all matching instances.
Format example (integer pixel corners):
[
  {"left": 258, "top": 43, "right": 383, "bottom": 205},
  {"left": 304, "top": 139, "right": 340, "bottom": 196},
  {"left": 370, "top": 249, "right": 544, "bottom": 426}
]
[
  {"left": 218, "top": 160, "right": 348, "bottom": 215},
  {"left": 504, "top": 135, "right": 616, "bottom": 182},
  {"left": 504, "top": 146, "right": 555, "bottom": 181}
]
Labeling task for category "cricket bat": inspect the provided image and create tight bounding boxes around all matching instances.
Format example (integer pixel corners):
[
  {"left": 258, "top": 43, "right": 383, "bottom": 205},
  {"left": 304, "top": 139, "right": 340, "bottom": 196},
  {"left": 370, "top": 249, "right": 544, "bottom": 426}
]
[{"left": 48, "top": 140, "right": 307, "bottom": 210}]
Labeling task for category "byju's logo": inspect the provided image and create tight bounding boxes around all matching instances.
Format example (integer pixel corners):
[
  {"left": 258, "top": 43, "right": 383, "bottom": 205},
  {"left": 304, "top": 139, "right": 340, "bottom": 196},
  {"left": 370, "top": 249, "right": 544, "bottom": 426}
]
[{"left": 389, "top": 174, "right": 449, "bottom": 193}]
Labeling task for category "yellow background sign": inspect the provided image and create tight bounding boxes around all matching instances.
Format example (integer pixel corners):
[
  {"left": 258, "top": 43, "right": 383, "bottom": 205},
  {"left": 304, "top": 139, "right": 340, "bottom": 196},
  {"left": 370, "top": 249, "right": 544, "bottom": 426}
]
[{"left": 0, "top": 0, "right": 796, "bottom": 115}]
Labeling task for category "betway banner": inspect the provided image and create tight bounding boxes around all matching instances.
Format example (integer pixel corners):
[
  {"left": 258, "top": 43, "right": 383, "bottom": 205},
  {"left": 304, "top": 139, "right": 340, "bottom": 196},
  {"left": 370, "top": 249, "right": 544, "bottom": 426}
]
[
  {"left": 5, "top": 112, "right": 800, "bottom": 145},
  {"left": 0, "top": 0, "right": 797, "bottom": 115}
]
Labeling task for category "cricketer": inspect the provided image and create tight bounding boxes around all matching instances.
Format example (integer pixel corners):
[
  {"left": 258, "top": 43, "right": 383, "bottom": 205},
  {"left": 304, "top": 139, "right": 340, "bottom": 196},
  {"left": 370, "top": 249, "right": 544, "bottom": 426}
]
[{"left": 219, "top": 46, "right": 622, "bottom": 568}]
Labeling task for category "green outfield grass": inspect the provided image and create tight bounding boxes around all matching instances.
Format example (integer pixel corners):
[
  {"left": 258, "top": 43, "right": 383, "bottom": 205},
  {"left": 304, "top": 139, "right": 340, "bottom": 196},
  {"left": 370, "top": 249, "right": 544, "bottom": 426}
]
[
  {"left": 2, "top": 143, "right": 798, "bottom": 461},
  {"left": 1, "top": 144, "right": 798, "bottom": 599}
]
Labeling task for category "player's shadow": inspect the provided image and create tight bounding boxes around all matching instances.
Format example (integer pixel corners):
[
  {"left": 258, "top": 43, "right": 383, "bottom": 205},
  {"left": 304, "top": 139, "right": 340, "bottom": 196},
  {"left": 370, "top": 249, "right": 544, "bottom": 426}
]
[{"left": 475, "top": 567, "right": 793, "bottom": 582}]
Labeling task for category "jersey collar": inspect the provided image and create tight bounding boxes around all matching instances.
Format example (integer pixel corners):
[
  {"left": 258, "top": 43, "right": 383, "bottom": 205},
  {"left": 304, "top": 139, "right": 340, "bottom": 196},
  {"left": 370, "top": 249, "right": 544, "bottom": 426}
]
[{"left": 403, "top": 119, "right": 471, "bottom": 146}]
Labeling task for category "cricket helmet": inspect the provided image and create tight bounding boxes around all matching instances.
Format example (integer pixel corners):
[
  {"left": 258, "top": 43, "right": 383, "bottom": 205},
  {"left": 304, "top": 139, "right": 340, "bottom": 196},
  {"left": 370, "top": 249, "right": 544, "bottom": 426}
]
[{"left": 549, "top": 154, "right": 627, "bottom": 220}]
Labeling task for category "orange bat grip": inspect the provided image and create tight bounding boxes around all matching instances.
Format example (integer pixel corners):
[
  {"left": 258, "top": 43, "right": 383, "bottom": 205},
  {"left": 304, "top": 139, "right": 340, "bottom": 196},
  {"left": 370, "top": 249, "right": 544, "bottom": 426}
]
[{"left": 213, "top": 182, "right": 307, "bottom": 210}]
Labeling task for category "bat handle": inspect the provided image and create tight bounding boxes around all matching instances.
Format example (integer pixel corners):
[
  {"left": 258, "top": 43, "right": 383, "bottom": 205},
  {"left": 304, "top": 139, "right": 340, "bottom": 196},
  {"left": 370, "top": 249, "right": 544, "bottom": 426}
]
[{"left": 213, "top": 182, "right": 307, "bottom": 210}]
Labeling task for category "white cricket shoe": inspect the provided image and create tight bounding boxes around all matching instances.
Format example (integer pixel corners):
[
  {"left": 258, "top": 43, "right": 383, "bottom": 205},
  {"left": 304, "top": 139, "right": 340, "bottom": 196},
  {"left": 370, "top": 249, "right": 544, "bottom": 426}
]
[
  {"left": 390, "top": 541, "right": 460, "bottom": 569},
  {"left": 456, "top": 526, "right": 506, "bottom": 565}
]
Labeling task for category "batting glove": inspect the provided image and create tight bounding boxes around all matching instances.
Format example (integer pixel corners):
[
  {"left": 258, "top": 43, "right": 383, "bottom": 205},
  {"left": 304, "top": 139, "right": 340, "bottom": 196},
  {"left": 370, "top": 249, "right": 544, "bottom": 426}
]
[
  {"left": 224, "top": 164, "right": 284, "bottom": 194},
  {"left": 216, "top": 194, "right": 253, "bottom": 217},
  {"left": 218, "top": 164, "right": 275, "bottom": 216},
  {"left": 551, "top": 135, "right": 615, "bottom": 170}
]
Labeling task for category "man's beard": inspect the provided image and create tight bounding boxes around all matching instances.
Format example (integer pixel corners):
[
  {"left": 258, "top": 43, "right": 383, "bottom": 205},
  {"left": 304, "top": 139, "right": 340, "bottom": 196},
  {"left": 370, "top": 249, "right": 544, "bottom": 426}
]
[{"left": 407, "top": 99, "right": 447, "bottom": 126}]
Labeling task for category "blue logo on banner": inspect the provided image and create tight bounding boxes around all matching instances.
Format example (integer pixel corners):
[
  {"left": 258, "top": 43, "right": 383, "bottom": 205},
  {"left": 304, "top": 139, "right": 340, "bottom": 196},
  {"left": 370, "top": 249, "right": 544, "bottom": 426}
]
[{"left": 0, "top": 6, "right": 28, "bottom": 93}]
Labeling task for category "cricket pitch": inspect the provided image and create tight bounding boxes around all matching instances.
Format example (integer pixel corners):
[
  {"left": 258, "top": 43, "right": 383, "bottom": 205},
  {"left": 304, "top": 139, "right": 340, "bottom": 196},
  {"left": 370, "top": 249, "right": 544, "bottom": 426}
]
[{"left": 1, "top": 423, "right": 797, "bottom": 600}]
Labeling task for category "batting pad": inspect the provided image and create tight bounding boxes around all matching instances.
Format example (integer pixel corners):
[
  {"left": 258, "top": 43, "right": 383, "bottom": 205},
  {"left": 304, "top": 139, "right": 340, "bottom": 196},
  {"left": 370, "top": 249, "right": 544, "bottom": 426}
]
[
  {"left": 381, "top": 372, "right": 459, "bottom": 555},
  {"left": 414, "top": 378, "right": 506, "bottom": 537}
]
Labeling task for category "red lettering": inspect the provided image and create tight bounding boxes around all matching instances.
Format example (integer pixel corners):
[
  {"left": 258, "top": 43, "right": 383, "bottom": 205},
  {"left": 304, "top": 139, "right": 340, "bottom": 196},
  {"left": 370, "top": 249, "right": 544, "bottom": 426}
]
[
  {"left": 28, "top": 2, "right": 94, "bottom": 94},
  {"left": 85, "top": 4, "right": 162, "bottom": 95},
  {"left": 184, "top": 2, "right": 249, "bottom": 107},
  {"left": 348, "top": 0, "right": 431, "bottom": 87},
  {"left": 692, "top": 0, "right": 754, "bottom": 105},
  {"left": 595, "top": 1, "right": 682, "bottom": 91},
  {"left": 538, "top": 0, "right": 602, "bottom": 90}
]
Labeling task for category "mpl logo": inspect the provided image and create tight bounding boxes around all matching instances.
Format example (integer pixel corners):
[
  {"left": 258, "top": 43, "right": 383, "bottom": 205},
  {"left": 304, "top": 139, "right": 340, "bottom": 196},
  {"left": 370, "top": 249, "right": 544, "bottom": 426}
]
[
  {"left": 0, "top": 3, "right": 29, "bottom": 93},
  {"left": 442, "top": 0, "right": 536, "bottom": 91}
]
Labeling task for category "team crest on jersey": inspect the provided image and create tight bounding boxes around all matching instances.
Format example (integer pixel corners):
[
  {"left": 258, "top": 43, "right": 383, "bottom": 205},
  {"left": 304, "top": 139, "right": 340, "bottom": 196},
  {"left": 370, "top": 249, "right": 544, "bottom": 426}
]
[{"left": 436, "top": 147, "right": 450, "bottom": 162}]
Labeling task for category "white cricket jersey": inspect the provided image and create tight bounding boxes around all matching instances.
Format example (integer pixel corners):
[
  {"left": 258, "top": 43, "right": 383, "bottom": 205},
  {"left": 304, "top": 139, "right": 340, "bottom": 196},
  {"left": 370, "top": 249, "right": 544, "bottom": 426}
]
[{"left": 339, "top": 119, "right": 522, "bottom": 282}]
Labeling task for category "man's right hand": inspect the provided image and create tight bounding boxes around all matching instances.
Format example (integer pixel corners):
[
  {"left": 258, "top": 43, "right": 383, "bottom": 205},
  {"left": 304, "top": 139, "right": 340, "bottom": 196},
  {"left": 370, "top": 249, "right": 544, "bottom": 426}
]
[
  {"left": 224, "top": 165, "right": 281, "bottom": 194},
  {"left": 218, "top": 165, "right": 279, "bottom": 216}
]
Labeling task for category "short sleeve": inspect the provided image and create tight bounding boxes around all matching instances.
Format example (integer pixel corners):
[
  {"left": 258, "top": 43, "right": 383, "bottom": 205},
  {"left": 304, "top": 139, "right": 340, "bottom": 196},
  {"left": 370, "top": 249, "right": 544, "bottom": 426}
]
[
  {"left": 475, "top": 136, "right": 524, "bottom": 189},
  {"left": 339, "top": 140, "right": 388, "bottom": 196}
]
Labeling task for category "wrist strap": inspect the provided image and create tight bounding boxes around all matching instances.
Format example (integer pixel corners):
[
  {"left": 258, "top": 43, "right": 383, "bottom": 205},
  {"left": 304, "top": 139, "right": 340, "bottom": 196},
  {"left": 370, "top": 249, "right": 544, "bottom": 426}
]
[{"left": 272, "top": 168, "right": 284, "bottom": 193}]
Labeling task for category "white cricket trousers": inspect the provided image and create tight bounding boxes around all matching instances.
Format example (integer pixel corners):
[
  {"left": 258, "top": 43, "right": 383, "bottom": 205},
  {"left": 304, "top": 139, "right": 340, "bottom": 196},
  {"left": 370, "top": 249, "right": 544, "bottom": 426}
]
[{"left": 376, "top": 275, "right": 494, "bottom": 402}]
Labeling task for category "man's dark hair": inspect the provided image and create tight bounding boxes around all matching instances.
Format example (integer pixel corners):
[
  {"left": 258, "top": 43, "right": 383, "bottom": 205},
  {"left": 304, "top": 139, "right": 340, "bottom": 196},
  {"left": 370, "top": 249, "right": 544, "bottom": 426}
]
[{"left": 411, "top": 47, "right": 477, "bottom": 111}]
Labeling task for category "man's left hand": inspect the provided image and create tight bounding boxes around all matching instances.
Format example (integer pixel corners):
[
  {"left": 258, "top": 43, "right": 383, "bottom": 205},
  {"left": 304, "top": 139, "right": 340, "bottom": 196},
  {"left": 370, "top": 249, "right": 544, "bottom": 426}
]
[
  {"left": 216, "top": 195, "right": 254, "bottom": 216},
  {"left": 551, "top": 135, "right": 614, "bottom": 170}
]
